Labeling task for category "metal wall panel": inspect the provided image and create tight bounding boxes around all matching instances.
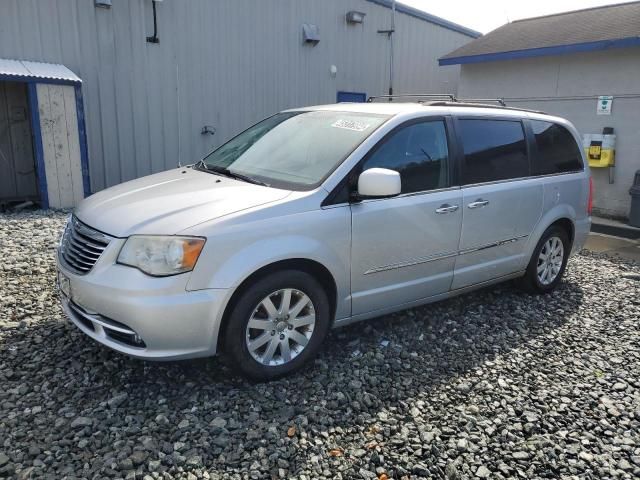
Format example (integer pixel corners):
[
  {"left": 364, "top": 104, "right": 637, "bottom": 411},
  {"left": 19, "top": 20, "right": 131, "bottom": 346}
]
[{"left": 0, "top": 0, "right": 473, "bottom": 192}]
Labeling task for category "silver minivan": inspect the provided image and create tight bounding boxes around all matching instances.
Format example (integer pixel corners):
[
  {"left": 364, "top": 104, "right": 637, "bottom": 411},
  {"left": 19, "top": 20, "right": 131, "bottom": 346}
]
[{"left": 57, "top": 99, "right": 592, "bottom": 379}]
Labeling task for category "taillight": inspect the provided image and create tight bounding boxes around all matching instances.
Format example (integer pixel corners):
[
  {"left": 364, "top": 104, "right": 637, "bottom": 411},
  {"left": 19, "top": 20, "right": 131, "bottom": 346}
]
[{"left": 587, "top": 176, "right": 594, "bottom": 215}]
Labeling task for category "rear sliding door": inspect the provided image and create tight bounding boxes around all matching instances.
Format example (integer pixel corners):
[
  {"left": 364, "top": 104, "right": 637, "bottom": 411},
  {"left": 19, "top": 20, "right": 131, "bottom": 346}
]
[{"left": 451, "top": 117, "right": 543, "bottom": 290}]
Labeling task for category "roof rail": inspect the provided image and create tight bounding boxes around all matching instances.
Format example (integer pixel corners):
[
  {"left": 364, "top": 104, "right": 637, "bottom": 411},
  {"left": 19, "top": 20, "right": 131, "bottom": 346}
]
[
  {"left": 428, "top": 101, "right": 547, "bottom": 115},
  {"left": 458, "top": 98, "right": 506, "bottom": 106},
  {"left": 367, "top": 93, "right": 457, "bottom": 103}
]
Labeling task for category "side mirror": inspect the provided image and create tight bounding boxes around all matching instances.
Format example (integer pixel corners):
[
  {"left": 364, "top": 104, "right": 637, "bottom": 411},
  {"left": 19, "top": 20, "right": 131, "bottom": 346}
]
[{"left": 357, "top": 168, "right": 401, "bottom": 199}]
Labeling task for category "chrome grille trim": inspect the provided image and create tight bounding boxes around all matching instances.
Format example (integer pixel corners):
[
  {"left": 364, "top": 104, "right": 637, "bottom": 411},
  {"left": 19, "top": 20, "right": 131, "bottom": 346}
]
[
  {"left": 69, "top": 301, "right": 135, "bottom": 335},
  {"left": 63, "top": 297, "right": 147, "bottom": 348},
  {"left": 59, "top": 216, "right": 112, "bottom": 275}
]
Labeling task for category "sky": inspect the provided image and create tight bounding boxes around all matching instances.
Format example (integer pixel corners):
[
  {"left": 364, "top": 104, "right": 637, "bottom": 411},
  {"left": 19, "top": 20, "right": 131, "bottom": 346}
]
[{"left": 399, "top": 0, "right": 636, "bottom": 33}]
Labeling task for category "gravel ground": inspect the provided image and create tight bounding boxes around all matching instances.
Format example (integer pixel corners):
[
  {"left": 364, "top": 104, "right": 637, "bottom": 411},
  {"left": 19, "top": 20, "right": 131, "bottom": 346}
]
[{"left": 1, "top": 210, "right": 639, "bottom": 480}]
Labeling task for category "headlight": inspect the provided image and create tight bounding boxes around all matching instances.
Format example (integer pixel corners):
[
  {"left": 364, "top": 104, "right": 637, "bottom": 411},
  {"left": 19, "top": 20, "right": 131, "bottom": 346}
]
[{"left": 117, "top": 236, "right": 206, "bottom": 276}]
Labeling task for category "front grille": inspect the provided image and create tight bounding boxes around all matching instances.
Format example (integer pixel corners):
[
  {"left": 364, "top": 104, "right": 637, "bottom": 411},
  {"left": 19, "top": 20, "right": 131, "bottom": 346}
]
[{"left": 59, "top": 216, "right": 112, "bottom": 275}]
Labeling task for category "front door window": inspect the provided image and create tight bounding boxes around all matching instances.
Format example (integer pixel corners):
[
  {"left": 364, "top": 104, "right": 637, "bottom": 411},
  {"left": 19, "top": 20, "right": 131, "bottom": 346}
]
[{"left": 361, "top": 120, "right": 450, "bottom": 193}]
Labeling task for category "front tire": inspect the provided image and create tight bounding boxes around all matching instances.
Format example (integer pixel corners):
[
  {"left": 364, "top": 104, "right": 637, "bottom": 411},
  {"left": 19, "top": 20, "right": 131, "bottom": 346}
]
[
  {"left": 221, "top": 270, "right": 331, "bottom": 381},
  {"left": 520, "top": 226, "right": 570, "bottom": 294}
]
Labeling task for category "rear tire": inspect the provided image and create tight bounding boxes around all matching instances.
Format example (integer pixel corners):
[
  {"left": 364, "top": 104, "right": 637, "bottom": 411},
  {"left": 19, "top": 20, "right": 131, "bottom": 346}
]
[
  {"left": 221, "top": 270, "right": 330, "bottom": 381},
  {"left": 519, "top": 226, "right": 570, "bottom": 294}
]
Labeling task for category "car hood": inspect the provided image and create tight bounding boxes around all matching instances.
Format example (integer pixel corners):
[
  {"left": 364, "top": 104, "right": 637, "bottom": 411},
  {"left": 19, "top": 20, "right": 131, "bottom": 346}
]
[{"left": 75, "top": 167, "right": 292, "bottom": 237}]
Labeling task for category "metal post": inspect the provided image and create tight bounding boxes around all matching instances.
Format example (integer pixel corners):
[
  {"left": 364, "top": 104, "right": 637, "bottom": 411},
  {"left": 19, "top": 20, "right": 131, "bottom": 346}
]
[
  {"left": 389, "top": 0, "right": 395, "bottom": 97},
  {"left": 377, "top": 0, "right": 396, "bottom": 99}
]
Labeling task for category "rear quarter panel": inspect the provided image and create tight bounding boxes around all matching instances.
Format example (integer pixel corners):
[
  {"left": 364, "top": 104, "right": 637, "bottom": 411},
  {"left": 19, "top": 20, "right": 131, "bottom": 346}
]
[
  {"left": 523, "top": 114, "right": 591, "bottom": 257},
  {"left": 524, "top": 172, "right": 591, "bottom": 259}
]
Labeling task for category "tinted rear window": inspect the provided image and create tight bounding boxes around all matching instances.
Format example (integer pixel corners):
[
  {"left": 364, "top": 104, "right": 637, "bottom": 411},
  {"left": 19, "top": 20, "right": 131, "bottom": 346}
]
[
  {"left": 459, "top": 119, "right": 529, "bottom": 185},
  {"left": 530, "top": 120, "right": 584, "bottom": 175}
]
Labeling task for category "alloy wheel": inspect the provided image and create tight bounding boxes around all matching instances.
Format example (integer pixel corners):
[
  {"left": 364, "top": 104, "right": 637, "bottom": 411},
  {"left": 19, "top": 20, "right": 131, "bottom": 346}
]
[
  {"left": 537, "top": 236, "right": 564, "bottom": 285},
  {"left": 245, "top": 288, "right": 316, "bottom": 366}
]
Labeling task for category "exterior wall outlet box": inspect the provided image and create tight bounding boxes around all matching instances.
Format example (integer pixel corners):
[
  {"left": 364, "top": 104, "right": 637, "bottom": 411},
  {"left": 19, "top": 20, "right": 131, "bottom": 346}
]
[
  {"left": 302, "top": 24, "right": 320, "bottom": 45},
  {"left": 583, "top": 133, "right": 616, "bottom": 168}
]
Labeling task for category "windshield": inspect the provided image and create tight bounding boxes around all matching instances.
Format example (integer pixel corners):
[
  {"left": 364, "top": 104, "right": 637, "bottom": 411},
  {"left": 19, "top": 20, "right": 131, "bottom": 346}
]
[{"left": 199, "top": 110, "right": 390, "bottom": 190}]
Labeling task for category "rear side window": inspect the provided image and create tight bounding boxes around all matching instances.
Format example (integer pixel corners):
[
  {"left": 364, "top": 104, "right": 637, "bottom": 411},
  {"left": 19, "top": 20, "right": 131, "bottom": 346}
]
[
  {"left": 459, "top": 119, "right": 529, "bottom": 185},
  {"left": 362, "top": 120, "right": 449, "bottom": 193},
  {"left": 530, "top": 120, "right": 583, "bottom": 175}
]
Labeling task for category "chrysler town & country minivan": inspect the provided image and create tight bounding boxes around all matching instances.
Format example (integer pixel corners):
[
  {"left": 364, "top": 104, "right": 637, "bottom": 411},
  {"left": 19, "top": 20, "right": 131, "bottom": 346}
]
[{"left": 57, "top": 99, "right": 592, "bottom": 379}]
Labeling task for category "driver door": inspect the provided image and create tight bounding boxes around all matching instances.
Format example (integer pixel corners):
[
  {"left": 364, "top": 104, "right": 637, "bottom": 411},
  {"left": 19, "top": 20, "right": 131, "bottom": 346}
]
[{"left": 350, "top": 118, "right": 463, "bottom": 315}]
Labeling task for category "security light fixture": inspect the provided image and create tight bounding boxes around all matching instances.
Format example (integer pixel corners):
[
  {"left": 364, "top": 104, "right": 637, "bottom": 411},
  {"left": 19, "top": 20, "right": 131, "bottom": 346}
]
[
  {"left": 346, "top": 11, "right": 366, "bottom": 24},
  {"left": 95, "top": 0, "right": 112, "bottom": 8}
]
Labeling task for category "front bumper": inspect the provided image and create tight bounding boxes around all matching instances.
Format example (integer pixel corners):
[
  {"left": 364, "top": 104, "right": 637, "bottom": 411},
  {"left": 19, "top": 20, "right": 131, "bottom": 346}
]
[{"left": 57, "top": 248, "right": 229, "bottom": 361}]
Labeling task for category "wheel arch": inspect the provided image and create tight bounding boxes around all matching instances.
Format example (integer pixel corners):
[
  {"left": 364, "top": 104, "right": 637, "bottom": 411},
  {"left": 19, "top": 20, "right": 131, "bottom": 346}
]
[
  {"left": 527, "top": 202, "right": 578, "bottom": 257},
  {"left": 548, "top": 217, "right": 575, "bottom": 246},
  {"left": 216, "top": 258, "right": 338, "bottom": 352}
]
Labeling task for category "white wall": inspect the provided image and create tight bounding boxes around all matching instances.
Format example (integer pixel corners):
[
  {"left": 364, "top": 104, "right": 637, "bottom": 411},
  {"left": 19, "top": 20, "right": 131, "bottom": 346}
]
[
  {"left": 458, "top": 48, "right": 640, "bottom": 219},
  {"left": 36, "top": 83, "right": 84, "bottom": 208}
]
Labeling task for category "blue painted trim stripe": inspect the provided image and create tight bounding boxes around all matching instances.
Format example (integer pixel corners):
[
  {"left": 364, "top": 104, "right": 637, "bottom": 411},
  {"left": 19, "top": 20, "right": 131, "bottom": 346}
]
[
  {"left": 26, "top": 83, "right": 49, "bottom": 209},
  {"left": 439, "top": 36, "right": 640, "bottom": 65},
  {"left": 0, "top": 73, "right": 81, "bottom": 85},
  {"left": 74, "top": 85, "right": 91, "bottom": 197},
  {"left": 364, "top": 0, "right": 481, "bottom": 38}
]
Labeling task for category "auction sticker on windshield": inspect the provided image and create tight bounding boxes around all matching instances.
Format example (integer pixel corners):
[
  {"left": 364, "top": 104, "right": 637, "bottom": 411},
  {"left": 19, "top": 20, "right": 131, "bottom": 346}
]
[{"left": 331, "top": 119, "right": 370, "bottom": 132}]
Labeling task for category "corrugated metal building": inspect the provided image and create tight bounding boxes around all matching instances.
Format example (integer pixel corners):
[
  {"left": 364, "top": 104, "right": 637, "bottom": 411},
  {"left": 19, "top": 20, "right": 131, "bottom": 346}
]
[
  {"left": 440, "top": 2, "right": 640, "bottom": 219},
  {"left": 0, "top": 0, "right": 478, "bottom": 208}
]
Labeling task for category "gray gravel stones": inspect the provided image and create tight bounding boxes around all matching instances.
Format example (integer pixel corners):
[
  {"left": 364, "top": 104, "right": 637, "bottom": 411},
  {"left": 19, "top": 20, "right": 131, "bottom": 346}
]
[
  {"left": 70, "top": 416, "right": 94, "bottom": 428},
  {"left": 1, "top": 210, "right": 640, "bottom": 479}
]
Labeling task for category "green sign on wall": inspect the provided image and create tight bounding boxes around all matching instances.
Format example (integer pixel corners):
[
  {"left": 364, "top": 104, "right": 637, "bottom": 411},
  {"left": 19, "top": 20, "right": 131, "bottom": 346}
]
[{"left": 597, "top": 95, "right": 613, "bottom": 115}]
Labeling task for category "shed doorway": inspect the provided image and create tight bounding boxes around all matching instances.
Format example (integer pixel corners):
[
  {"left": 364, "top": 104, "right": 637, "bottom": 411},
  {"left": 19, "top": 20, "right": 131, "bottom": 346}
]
[
  {"left": 0, "top": 58, "right": 90, "bottom": 209},
  {"left": 0, "top": 81, "right": 38, "bottom": 206}
]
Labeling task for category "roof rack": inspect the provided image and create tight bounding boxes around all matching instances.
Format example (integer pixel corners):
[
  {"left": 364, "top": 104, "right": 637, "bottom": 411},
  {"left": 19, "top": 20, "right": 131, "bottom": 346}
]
[
  {"left": 367, "top": 93, "right": 457, "bottom": 103},
  {"left": 367, "top": 94, "right": 511, "bottom": 105},
  {"left": 366, "top": 93, "right": 547, "bottom": 114}
]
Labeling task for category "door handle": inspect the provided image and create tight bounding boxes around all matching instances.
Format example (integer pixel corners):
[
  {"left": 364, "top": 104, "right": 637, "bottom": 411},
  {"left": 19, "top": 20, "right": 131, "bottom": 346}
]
[
  {"left": 435, "top": 204, "right": 459, "bottom": 214},
  {"left": 467, "top": 199, "right": 489, "bottom": 209}
]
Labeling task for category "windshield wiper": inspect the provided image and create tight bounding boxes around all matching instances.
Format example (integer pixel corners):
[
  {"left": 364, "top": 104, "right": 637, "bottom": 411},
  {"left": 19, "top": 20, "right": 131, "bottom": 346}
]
[{"left": 196, "top": 162, "right": 269, "bottom": 187}]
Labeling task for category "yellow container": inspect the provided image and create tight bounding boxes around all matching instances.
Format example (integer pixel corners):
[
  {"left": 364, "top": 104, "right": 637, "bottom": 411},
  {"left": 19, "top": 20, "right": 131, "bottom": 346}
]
[{"left": 583, "top": 134, "right": 615, "bottom": 168}]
